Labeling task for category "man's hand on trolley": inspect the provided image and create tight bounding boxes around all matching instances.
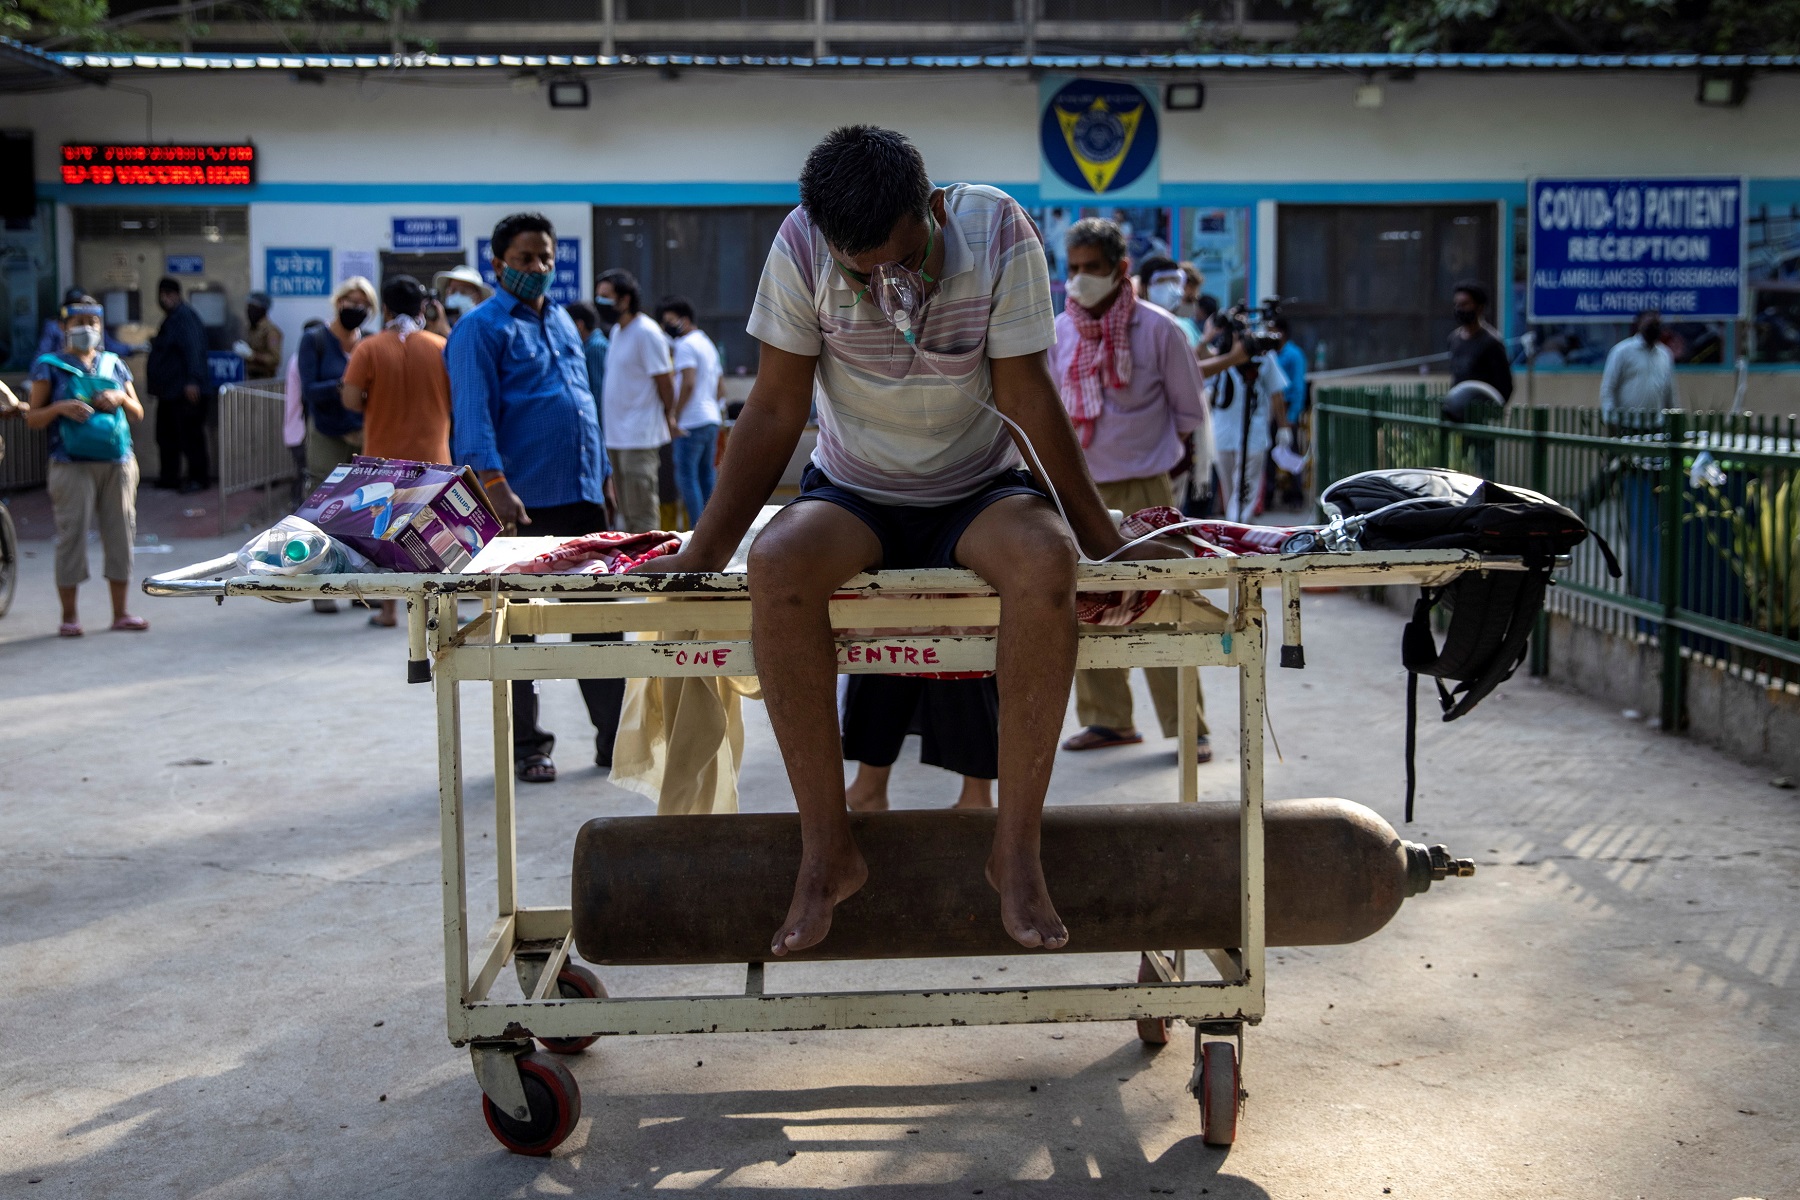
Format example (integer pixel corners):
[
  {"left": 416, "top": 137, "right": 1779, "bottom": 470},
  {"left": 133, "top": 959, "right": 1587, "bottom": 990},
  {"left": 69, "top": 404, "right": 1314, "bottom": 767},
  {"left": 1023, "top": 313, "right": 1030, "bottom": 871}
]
[{"left": 480, "top": 470, "right": 531, "bottom": 532}]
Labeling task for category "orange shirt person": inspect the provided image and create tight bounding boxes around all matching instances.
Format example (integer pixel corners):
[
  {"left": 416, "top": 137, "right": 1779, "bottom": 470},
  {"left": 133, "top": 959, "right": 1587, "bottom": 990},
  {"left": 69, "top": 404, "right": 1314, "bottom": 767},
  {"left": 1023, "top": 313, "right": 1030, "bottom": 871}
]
[
  {"left": 342, "top": 274, "right": 452, "bottom": 466},
  {"left": 342, "top": 274, "right": 453, "bottom": 626}
]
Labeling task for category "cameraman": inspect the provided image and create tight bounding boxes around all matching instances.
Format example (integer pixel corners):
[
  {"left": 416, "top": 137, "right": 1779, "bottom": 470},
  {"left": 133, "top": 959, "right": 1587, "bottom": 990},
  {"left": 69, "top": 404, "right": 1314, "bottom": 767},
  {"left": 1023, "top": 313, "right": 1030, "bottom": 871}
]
[{"left": 1206, "top": 303, "right": 1287, "bottom": 523}]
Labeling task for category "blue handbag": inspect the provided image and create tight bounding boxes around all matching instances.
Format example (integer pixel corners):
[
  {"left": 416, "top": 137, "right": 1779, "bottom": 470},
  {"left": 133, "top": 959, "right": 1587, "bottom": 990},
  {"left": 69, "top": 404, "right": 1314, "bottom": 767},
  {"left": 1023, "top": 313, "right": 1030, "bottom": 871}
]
[{"left": 38, "top": 353, "right": 133, "bottom": 462}]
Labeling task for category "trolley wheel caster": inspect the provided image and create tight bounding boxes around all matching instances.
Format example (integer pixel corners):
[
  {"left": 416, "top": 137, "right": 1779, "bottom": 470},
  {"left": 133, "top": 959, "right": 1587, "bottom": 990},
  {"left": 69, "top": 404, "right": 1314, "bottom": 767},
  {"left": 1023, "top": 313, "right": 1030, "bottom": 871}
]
[
  {"left": 1135, "top": 953, "right": 1171, "bottom": 1046},
  {"left": 482, "top": 1050, "right": 582, "bottom": 1156},
  {"left": 1197, "top": 1040, "right": 1240, "bottom": 1146},
  {"left": 539, "top": 962, "right": 606, "bottom": 1055}
]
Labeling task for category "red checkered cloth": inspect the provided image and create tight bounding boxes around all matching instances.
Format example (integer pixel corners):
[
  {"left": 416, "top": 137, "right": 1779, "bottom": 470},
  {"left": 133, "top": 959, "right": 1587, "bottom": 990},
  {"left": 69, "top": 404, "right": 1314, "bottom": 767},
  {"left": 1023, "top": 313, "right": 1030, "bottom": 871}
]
[{"left": 486, "top": 530, "right": 683, "bottom": 575}]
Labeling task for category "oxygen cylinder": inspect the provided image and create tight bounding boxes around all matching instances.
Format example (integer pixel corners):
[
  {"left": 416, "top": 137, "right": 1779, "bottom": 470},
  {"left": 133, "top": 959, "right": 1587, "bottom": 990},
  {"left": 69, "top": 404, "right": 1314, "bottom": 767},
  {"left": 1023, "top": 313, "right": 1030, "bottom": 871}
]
[{"left": 570, "top": 798, "right": 1472, "bottom": 965}]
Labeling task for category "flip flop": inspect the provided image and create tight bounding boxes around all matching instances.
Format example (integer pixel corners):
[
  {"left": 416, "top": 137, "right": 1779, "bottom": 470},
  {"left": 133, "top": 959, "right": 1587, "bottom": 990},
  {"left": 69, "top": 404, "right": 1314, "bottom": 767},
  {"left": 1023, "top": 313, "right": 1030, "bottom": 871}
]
[
  {"left": 517, "top": 753, "right": 557, "bottom": 784},
  {"left": 111, "top": 615, "right": 150, "bottom": 632},
  {"left": 1194, "top": 735, "right": 1213, "bottom": 764},
  {"left": 1061, "top": 726, "right": 1144, "bottom": 751},
  {"left": 58, "top": 622, "right": 83, "bottom": 638}
]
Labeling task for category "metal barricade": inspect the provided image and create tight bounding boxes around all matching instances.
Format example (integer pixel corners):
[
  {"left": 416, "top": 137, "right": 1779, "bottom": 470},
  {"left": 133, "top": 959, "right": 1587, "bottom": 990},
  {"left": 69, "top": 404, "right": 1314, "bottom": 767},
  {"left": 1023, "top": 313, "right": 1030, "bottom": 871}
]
[{"left": 216, "top": 378, "right": 293, "bottom": 535}]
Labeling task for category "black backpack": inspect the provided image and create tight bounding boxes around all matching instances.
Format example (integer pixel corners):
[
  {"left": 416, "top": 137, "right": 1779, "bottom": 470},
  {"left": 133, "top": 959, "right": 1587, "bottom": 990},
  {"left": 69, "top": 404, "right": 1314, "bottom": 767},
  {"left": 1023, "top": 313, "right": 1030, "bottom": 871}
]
[{"left": 1320, "top": 469, "right": 1619, "bottom": 820}]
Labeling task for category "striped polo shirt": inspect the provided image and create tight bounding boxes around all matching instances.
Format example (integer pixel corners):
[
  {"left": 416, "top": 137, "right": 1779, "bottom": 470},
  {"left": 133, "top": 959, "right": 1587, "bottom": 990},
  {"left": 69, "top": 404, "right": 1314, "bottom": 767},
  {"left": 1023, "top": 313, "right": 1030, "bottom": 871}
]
[{"left": 747, "top": 183, "right": 1056, "bottom": 505}]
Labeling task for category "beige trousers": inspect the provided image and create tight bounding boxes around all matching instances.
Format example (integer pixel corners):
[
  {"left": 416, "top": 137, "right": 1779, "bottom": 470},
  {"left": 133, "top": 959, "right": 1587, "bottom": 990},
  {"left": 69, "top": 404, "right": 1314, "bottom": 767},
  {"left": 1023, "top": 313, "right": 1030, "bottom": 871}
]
[
  {"left": 49, "top": 456, "right": 139, "bottom": 589},
  {"left": 608, "top": 447, "right": 661, "bottom": 534},
  {"left": 1074, "top": 473, "right": 1209, "bottom": 738}
]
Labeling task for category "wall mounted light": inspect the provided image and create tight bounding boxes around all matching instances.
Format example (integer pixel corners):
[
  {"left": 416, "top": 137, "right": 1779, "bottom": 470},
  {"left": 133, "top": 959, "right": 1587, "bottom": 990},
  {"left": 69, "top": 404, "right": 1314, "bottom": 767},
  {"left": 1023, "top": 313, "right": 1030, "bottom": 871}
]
[
  {"left": 548, "top": 80, "right": 590, "bottom": 109},
  {"left": 1696, "top": 73, "right": 1748, "bottom": 107},
  {"left": 1354, "top": 83, "right": 1384, "bottom": 109},
  {"left": 1164, "top": 81, "right": 1205, "bottom": 111}
]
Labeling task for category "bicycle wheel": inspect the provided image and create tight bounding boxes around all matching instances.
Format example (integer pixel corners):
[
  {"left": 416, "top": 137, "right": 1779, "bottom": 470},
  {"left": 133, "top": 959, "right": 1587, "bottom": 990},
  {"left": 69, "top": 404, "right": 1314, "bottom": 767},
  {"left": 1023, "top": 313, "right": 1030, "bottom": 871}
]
[{"left": 0, "top": 502, "right": 16, "bottom": 618}]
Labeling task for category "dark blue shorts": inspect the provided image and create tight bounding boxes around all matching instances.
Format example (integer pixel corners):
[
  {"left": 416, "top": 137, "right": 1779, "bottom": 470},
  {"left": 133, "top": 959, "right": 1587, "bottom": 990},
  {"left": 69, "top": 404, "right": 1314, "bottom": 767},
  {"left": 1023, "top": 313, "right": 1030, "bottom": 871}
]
[{"left": 790, "top": 463, "right": 1047, "bottom": 570}]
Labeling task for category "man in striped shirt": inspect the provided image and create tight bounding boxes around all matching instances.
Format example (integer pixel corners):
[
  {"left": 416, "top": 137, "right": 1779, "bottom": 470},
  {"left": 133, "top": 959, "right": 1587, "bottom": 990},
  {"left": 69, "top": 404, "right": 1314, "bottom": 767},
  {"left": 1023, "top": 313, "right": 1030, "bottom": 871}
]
[{"left": 643, "top": 126, "right": 1169, "bottom": 957}]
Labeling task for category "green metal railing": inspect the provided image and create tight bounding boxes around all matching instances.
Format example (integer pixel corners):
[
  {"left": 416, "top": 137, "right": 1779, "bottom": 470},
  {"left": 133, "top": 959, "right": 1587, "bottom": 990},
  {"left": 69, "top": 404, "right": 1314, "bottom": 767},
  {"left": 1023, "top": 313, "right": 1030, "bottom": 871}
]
[{"left": 1314, "top": 385, "right": 1800, "bottom": 731}]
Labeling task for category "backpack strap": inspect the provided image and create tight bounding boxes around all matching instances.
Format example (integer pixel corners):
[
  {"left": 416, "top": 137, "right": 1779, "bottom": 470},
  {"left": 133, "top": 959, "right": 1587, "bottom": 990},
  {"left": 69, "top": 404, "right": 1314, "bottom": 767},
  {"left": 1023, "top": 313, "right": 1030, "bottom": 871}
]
[
  {"left": 1399, "top": 588, "right": 1441, "bottom": 824},
  {"left": 1441, "top": 568, "right": 1550, "bottom": 721}
]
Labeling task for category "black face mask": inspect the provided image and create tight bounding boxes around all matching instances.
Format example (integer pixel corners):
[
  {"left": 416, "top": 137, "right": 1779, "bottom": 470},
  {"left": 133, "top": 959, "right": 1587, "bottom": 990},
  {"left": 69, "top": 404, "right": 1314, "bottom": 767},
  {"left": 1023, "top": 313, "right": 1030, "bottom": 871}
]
[
  {"left": 338, "top": 306, "right": 369, "bottom": 329},
  {"left": 1641, "top": 323, "right": 1663, "bottom": 344},
  {"left": 1453, "top": 306, "right": 1479, "bottom": 326},
  {"left": 662, "top": 323, "right": 682, "bottom": 339}
]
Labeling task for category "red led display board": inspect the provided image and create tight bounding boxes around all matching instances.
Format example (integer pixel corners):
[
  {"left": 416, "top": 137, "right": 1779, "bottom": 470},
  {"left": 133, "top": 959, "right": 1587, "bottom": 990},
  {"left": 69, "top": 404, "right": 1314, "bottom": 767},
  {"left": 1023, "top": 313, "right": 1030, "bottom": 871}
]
[{"left": 60, "top": 143, "right": 256, "bottom": 187}]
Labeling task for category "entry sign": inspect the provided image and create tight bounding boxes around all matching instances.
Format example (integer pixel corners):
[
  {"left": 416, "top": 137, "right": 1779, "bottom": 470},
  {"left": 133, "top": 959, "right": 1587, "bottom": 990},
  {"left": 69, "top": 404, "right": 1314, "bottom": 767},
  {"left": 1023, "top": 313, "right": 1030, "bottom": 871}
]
[
  {"left": 1529, "top": 177, "right": 1745, "bottom": 321},
  {"left": 208, "top": 351, "right": 246, "bottom": 388},
  {"left": 265, "top": 247, "right": 331, "bottom": 298},
  {"left": 476, "top": 237, "right": 581, "bottom": 306},
  {"left": 392, "top": 217, "right": 461, "bottom": 251}
]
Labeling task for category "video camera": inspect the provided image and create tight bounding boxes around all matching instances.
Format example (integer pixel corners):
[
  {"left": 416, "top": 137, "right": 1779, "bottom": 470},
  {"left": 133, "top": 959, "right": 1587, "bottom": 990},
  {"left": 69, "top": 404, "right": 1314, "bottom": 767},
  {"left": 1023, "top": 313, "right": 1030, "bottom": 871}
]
[{"left": 1217, "top": 296, "right": 1288, "bottom": 356}]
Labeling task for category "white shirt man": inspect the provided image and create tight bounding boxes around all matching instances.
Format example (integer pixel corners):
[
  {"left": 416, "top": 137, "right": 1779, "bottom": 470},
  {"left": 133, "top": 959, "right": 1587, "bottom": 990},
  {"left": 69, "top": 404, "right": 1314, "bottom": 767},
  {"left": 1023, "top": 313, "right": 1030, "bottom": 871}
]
[
  {"left": 596, "top": 269, "right": 676, "bottom": 532},
  {"left": 1600, "top": 313, "right": 1678, "bottom": 419},
  {"left": 659, "top": 300, "right": 725, "bottom": 524}
]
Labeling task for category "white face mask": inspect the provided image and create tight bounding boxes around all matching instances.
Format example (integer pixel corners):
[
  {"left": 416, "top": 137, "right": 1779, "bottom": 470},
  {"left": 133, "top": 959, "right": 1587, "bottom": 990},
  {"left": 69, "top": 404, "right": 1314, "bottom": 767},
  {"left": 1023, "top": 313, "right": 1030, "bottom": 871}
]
[
  {"left": 1148, "top": 280, "right": 1183, "bottom": 311},
  {"left": 66, "top": 325, "right": 102, "bottom": 353},
  {"left": 1065, "top": 269, "right": 1119, "bottom": 310}
]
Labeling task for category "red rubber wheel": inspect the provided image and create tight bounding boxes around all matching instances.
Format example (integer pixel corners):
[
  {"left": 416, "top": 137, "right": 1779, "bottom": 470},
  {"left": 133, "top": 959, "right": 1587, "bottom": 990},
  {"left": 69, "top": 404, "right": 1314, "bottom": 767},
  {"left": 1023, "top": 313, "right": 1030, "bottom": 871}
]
[
  {"left": 1199, "top": 1040, "right": 1239, "bottom": 1146},
  {"left": 540, "top": 962, "right": 606, "bottom": 1055},
  {"left": 1136, "top": 953, "right": 1171, "bottom": 1046},
  {"left": 482, "top": 1050, "right": 582, "bottom": 1156}
]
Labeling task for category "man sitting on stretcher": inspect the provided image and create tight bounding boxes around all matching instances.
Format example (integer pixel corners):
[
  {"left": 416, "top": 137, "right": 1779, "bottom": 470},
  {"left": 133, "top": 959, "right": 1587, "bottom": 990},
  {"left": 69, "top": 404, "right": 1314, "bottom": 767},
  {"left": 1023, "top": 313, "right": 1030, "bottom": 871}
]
[{"left": 640, "top": 126, "right": 1180, "bottom": 954}]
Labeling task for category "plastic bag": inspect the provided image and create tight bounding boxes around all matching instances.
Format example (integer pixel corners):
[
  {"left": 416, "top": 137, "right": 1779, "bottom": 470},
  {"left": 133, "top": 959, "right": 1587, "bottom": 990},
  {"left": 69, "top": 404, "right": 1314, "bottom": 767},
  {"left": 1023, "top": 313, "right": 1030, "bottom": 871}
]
[{"left": 236, "top": 516, "right": 374, "bottom": 576}]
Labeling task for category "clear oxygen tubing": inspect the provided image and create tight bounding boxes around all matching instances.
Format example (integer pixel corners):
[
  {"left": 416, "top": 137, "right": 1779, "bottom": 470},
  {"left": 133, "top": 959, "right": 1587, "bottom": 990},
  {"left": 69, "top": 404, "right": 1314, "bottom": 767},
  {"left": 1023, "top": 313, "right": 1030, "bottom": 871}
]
[{"left": 886, "top": 306, "right": 1250, "bottom": 565}]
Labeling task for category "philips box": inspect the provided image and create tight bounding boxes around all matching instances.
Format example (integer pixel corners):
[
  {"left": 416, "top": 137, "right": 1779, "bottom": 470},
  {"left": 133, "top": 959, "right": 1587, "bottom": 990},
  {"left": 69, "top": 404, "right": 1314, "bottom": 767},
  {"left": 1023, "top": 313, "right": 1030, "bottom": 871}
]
[{"left": 298, "top": 456, "right": 502, "bottom": 572}]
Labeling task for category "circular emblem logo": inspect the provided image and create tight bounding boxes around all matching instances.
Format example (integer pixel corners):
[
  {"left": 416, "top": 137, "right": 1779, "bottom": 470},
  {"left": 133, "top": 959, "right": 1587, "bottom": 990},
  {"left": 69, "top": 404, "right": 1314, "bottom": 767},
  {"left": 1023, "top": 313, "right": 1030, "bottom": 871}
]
[{"left": 1040, "top": 78, "right": 1159, "bottom": 196}]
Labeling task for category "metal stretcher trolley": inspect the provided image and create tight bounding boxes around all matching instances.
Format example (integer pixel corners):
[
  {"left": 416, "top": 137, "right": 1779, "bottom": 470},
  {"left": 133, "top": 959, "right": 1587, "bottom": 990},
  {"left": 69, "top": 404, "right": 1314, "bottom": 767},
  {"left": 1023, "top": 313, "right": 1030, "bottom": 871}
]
[{"left": 147, "top": 545, "right": 1494, "bottom": 1156}]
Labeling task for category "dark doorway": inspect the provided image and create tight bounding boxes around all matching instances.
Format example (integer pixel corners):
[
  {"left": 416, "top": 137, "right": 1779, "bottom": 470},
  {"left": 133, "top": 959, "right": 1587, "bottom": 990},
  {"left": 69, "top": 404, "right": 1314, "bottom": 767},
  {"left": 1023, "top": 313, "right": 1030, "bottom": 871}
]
[
  {"left": 593, "top": 206, "right": 792, "bottom": 374},
  {"left": 1277, "top": 204, "right": 1499, "bottom": 372},
  {"left": 380, "top": 250, "right": 467, "bottom": 291}
]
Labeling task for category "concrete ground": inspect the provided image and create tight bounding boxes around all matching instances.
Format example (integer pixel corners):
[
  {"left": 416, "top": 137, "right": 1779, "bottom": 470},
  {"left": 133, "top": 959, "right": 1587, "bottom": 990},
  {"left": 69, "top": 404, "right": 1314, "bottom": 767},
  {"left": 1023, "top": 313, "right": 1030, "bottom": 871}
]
[{"left": 0, "top": 534, "right": 1794, "bottom": 1199}]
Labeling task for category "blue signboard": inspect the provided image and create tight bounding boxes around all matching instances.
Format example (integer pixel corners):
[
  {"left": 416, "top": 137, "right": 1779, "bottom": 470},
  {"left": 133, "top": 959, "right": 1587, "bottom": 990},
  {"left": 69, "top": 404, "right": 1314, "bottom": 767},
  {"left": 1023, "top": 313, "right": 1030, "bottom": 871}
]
[
  {"left": 1039, "top": 76, "right": 1160, "bottom": 203},
  {"left": 264, "top": 247, "right": 331, "bottom": 298},
  {"left": 166, "top": 254, "right": 205, "bottom": 276},
  {"left": 1529, "top": 177, "right": 1746, "bottom": 321},
  {"left": 208, "top": 350, "right": 246, "bottom": 388},
  {"left": 477, "top": 237, "right": 581, "bottom": 306},
  {"left": 392, "top": 216, "right": 461, "bottom": 251}
]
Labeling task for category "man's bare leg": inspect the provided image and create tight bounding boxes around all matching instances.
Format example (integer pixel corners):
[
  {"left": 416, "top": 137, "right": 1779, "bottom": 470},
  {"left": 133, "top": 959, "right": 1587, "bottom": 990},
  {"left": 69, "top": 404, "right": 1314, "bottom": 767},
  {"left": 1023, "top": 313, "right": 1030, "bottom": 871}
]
[
  {"left": 953, "top": 494, "right": 1078, "bottom": 949},
  {"left": 748, "top": 501, "right": 884, "bottom": 956},
  {"left": 846, "top": 763, "right": 892, "bottom": 812},
  {"left": 952, "top": 776, "right": 993, "bottom": 809}
]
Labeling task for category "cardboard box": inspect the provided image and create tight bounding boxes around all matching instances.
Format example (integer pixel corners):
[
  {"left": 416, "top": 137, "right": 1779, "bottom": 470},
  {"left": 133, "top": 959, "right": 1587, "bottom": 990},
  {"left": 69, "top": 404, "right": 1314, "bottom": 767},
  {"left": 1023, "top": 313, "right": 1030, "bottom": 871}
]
[{"left": 298, "top": 456, "right": 502, "bottom": 572}]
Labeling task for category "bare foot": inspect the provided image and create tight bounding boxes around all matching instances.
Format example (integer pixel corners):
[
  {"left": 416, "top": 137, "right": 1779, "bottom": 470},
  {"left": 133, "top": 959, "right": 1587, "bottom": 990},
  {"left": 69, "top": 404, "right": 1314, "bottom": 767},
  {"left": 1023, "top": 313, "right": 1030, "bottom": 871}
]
[
  {"left": 771, "top": 839, "right": 869, "bottom": 957},
  {"left": 986, "top": 847, "right": 1069, "bottom": 950}
]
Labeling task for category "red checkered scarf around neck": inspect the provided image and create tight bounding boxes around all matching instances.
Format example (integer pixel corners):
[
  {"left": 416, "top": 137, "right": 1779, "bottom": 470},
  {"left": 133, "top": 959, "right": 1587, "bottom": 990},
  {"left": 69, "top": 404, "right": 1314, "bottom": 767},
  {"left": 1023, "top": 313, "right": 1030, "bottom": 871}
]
[{"left": 1061, "top": 281, "right": 1135, "bottom": 448}]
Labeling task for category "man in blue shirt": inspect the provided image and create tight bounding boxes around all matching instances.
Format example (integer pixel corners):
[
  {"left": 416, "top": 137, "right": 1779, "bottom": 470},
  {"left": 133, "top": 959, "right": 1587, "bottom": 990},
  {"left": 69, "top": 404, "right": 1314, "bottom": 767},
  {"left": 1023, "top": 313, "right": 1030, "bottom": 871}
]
[
  {"left": 449, "top": 212, "right": 619, "bottom": 783},
  {"left": 1272, "top": 316, "right": 1307, "bottom": 425},
  {"left": 566, "top": 300, "right": 610, "bottom": 409}
]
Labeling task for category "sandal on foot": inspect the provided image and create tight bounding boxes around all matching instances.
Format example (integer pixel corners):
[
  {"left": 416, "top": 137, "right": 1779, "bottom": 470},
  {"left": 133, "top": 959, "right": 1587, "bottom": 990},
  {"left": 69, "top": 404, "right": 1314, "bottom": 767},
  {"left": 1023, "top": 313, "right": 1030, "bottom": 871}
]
[
  {"left": 1061, "top": 725, "right": 1144, "bottom": 752},
  {"left": 58, "top": 622, "right": 83, "bottom": 638},
  {"left": 1194, "top": 735, "right": 1213, "bottom": 764},
  {"left": 517, "top": 753, "right": 557, "bottom": 784},
  {"left": 111, "top": 615, "right": 150, "bottom": 632},
  {"left": 368, "top": 614, "right": 397, "bottom": 627}
]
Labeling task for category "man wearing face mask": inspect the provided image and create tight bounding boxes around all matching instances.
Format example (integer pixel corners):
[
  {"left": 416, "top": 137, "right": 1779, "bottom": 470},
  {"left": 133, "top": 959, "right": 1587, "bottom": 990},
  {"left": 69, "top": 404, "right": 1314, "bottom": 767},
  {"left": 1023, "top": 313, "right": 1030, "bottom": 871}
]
[
  {"left": 640, "top": 126, "right": 1180, "bottom": 959},
  {"left": 1600, "top": 309, "right": 1678, "bottom": 419},
  {"left": 432, "top": 265, "right": 494, "bottom": 329},
  {"left": 1051, "top": 221, "right": 1214, "bottom": 761},
  {"left": 449, "top": 212, "right": 618, "bottom": 785},
  {"left": 1446, "top": 280, "right": 1512, "bottom": 404},
  {"left": 146, "top": 277, "right": 214, "bottom": 493},
  {"left": 595, "top": 268, "right": 677, "bottom": 534},
  {"left": 1138, "top": 254, "right": 1202, "bottom": 350}
]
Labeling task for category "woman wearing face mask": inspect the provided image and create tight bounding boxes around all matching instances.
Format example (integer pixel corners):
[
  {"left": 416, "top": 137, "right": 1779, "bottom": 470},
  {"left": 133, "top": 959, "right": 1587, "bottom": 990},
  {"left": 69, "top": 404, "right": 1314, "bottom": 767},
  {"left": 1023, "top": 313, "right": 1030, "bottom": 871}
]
[
  {"left": 24, "top": 295, "right": 148, "bottom": 637},
  {"left": 431, "top": 265, "right": 494, "bottom": 331},
  {"left": 297, "top": 276, "right": 376, "bottom": 613}
]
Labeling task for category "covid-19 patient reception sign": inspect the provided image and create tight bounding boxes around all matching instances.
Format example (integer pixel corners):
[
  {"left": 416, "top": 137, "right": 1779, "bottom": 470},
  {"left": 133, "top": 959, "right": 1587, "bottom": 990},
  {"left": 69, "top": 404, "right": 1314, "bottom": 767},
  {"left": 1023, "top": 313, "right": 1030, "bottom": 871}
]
[{"left": 1529, "top": 177, "right": 1746, "bottom": 321}]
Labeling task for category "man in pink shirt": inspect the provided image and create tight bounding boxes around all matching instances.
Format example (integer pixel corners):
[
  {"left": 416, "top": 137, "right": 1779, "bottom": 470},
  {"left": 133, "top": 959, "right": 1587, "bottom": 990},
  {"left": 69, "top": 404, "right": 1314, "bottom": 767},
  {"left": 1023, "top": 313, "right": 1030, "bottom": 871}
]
[{"left": 1051, "top": 217, "right": 1216, "bottom": 761}]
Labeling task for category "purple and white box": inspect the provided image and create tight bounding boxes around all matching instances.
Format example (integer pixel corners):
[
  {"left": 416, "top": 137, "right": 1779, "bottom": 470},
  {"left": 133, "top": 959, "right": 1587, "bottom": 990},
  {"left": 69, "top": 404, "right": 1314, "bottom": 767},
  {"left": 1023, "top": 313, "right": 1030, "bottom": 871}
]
[{"left": 298, "top": 456, "right": 502, "bottom": 572}]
